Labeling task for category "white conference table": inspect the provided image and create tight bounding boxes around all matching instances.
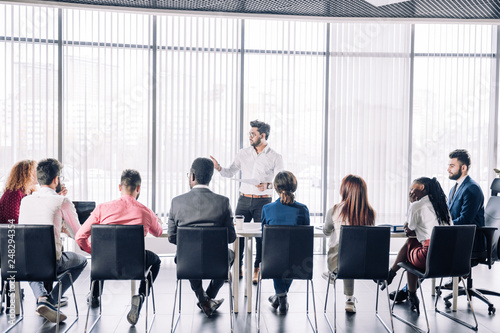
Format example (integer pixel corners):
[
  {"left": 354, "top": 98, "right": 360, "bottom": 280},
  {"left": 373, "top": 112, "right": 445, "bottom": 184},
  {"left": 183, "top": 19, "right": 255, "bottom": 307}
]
[{"left": 232, "top": 226, "right": 458, "bottom": 314}]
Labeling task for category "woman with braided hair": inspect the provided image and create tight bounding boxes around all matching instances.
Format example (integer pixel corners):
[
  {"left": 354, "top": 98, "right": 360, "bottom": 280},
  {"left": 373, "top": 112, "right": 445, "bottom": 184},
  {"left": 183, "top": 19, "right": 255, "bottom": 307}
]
[
  {"left": 383, "top": 177, "right": 451, "bottom": 315},
  {"left": 261, "top": 171, "right": 310, "bottom": 314}
]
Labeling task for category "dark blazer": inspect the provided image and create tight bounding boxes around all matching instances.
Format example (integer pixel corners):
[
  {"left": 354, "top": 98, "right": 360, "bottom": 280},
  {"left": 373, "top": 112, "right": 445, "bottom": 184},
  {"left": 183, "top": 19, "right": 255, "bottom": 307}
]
[
  {"left": 448, "top": 175, "right": 485, "bottom": 252},
  {"left": 167, "top": 187, "right": 236, "bottom": 245}
]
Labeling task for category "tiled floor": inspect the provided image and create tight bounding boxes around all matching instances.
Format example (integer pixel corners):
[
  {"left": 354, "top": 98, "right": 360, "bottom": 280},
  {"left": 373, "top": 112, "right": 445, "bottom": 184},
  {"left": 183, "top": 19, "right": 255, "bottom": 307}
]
[{"left": 2, "top": 254, "right": 500, "bottom": 332}]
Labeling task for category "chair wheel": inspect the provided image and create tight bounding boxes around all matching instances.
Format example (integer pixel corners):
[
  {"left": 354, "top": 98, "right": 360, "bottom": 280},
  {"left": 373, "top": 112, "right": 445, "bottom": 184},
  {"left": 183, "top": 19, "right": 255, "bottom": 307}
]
[
  {"left": 445, "top": 300, "right": 452, "bottom": 308},
  {"left": 488, "top": 305, "right": 495, "bottom": 315}
]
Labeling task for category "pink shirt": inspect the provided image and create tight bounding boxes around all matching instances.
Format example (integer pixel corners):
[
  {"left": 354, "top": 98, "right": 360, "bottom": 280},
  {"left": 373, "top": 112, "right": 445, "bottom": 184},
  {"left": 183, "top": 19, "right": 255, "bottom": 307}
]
[{"left": 75, "top": 195, "right": 163, "bottom": 253}]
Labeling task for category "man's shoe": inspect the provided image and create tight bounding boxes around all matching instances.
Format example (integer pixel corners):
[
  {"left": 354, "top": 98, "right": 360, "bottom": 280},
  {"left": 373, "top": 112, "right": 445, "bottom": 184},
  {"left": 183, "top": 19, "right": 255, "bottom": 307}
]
[
  {"left": 211, "top": 298, "right": 224, "bottom": 313},
  {"left": 389, "top": 289, "right": 408, "bottom": 303},
  {"left": 127, "top": 294, "right": 144, "bottom": 326},
  {"left": 199, "top": 299, "right": 215, "bottom": 317},
  {"left": 36, "top": 297, "right": 67, "bottom": 323},
  {"left": 252, "top": 267, "right": 260, "bottom": 285},
  {"left": 86, "top": 293, "right": 100, "bottom": 308},
  {"left": 268, "top": 295, "right": 279, "bottom": 309},
  {"left": 345, "top": 297, "right": 357, "bottom": 313},
  {"left": 277, "top": 295, "right": 288, "bottom": 314}
]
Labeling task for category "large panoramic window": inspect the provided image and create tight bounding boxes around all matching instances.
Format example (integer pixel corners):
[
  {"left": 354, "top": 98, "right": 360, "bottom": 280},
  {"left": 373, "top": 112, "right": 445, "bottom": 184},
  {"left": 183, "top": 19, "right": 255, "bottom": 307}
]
[
  {"left": 412, "top": 24, "right": 495, "bottom": 195},
  {"left": 0, "top": 3, "right": 499, "bottom": 227}
]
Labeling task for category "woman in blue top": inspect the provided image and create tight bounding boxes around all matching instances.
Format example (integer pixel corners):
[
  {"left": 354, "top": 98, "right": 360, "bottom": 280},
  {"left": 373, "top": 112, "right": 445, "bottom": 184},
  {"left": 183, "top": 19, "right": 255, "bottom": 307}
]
[{"left": 261, "top": 171, "right": 310, "bottom": 314}]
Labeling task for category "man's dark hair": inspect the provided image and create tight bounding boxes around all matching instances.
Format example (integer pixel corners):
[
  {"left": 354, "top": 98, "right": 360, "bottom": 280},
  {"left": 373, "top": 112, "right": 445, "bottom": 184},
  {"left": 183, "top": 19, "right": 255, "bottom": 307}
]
[
  {"left": 191, "top": 158, "right": 214, "bottom": 185},
  {"left": 121, "top": 169, "right": 142, "bottom": 192},
  {"left": 449, "top": 149, "right": 471, "bottom": 170},
  {"left": 250, "top": 120, "right": 271, "bottom": 140},
  {"left": 37, "top": 158, "right": 62, "bottom": 185}
]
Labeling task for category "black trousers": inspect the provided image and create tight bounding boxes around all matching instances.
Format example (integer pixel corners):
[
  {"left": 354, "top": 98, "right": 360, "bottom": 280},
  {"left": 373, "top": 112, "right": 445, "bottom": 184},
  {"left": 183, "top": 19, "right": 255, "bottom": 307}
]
[
  {"left": 92, "top": 250, "right": 161, "bottom": 298},
  {"left": 189, "top": 249, "right": 235, "bottom": 302},
  {"left": 235, "top": 196, "right": 271, "bottom": 268}
]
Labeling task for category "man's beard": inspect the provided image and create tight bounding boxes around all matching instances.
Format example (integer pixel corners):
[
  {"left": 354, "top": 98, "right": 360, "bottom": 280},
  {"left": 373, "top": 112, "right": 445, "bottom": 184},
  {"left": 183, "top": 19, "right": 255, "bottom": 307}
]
[
  {"left": 251, "top": 136, "right": 261, "bottom": 147},
  {"left": 449, "top": 168, "right": 463, "bottom": 180}
]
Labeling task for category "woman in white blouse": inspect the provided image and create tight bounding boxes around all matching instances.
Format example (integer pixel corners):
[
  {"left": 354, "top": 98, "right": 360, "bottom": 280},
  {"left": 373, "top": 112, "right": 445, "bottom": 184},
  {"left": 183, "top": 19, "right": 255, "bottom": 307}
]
[{"left": 383, "top": 177, "right": 451, "bottom": 315}]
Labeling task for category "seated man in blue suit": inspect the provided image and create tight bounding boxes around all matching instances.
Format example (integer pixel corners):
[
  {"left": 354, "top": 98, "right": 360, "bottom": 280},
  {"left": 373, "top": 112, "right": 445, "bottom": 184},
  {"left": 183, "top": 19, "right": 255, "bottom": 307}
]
[{"left": 447, "top": 149, "right": 485, "bottom": 250}]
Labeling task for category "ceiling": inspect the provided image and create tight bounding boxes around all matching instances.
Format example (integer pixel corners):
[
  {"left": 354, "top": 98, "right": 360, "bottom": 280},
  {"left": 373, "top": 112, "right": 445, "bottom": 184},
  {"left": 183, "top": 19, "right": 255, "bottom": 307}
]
[{"left": 40, "top": 0, "right": 500, "bottom": 20}]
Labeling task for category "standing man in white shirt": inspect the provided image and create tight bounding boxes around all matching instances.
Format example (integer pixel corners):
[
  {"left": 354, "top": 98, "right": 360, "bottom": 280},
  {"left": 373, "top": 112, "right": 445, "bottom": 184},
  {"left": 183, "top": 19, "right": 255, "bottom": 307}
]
[
  {"left": 18, "top": 158, "right": 87, "bottom": 323},
  {"left": 210, "top": 120, "right": 284, "bottom": 284}
]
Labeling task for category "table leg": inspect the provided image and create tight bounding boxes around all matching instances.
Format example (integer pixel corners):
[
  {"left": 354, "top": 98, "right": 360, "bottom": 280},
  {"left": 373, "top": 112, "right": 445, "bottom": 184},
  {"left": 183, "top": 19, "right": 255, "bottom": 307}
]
[
  {"left": 431, "top": 278, "right": 436, "bottom": 296},
  {"left": 452, "top": 277, "right": 458, "bottom": 311},
  {"left": 15, "top": 282, "right": 20, "bottom": 315},
  {"left": 246, "top": 237, "right": 253, "bottom": 313},
  {"left": 233, "top": 238, "right": 240, "bottom": 313}
]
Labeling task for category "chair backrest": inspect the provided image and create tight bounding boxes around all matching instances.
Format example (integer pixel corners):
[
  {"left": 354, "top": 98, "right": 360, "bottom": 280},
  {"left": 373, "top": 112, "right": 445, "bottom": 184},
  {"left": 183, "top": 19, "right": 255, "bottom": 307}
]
[
  {"left": 261, "top": 225, "right": 314, "bottom": 280},
  {"left": 486, "top": 179, "right": 500, "bottom": 261},
  {"left": 91, "top": 224, "right": 145, "bottom": 281},
  {"left": 0, "top": 224, "right": 57, "bottom": 282},
  {"left": 73, "top": 201, "right": 96, "bottom": 224},
  {"left": 424, "top": 225, "right": 476, "bottom": 279},
  {"left": 336, "top": 225, "right": 390, "bottom": 280},
  {"left": 176, "top": 227, "right": 229, "bottom": 280}
]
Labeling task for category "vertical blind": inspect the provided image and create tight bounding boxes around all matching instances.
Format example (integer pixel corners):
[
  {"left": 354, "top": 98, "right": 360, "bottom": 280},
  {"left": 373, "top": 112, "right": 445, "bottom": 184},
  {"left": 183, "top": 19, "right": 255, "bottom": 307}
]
[
  {"left": 243, "top": 19, "right": 326, "bottom": 223},
  {"left": 0, "top": 3, "right": 498, "bottom": 226},
  {"left": 328, "top": 23, "right": 411, "bottom": 224},
  {"left": 62, "top": 8, "right": 153, "bottom": 205},
  {"left": 155, "top": 16, "right": 241, "bottom": 217},
  {"left": 412, "top": 24, "right": 495, "bottom": 195},
  {"left": 0, "top": 4, "right": 58, "bottom": 176}
]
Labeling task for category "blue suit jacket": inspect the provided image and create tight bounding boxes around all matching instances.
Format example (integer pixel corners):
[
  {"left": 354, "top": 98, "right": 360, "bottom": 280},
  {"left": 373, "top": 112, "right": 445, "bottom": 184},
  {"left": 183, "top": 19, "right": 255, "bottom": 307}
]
[{"left": 448, "top": 175, "right": 485, "bottom": 252}]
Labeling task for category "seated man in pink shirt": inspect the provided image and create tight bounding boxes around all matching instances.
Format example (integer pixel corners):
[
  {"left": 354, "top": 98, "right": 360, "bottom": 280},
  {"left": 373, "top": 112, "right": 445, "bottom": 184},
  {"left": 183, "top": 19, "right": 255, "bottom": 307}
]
[{"left": 75, "top": 169, "right": 163, "bottom": 327}]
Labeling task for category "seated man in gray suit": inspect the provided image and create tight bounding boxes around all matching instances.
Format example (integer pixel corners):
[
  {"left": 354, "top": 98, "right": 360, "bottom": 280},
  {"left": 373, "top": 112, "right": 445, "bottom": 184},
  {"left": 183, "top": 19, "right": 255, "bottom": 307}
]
[{"left": 167, "top": 157, "right": 236, "bottom": 317}]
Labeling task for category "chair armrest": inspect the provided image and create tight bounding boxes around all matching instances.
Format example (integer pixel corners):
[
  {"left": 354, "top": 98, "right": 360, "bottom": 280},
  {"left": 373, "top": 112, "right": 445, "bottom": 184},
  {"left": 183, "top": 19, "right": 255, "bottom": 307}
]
[
  {"left": 478, "top": 226, "right": 498, "bottom": 269},
  {"left": 398, "top": 262, "right": 426, "bottom": 279}
]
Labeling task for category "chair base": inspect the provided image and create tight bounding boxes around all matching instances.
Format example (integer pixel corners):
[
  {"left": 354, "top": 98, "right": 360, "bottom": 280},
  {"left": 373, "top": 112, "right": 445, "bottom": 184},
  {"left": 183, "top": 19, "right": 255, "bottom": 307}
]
[
  {"left": 443, "top": 287, "right": 496, "bottom": 315},
  {"left": 85, "top": 277, "right": 156, "bottom": 333},
  {"left": 256, "top": 271, "right": 317, "bottom": 333},
  {"left": 325, "top": 273, "right": 394, "bottom": 333},
  {"left": 171, "top": 274, "right": 234, "bottom": 333}
]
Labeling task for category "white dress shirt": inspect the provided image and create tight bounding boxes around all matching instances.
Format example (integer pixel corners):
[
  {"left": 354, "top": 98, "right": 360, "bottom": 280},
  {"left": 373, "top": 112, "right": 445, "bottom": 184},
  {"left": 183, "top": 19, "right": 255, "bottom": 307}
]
[
  {"left": 219, "top": 145, "right": 284, "bottom": 196},
  {"left": 18, "top": 187, "right": 80, "bottom": 260}
]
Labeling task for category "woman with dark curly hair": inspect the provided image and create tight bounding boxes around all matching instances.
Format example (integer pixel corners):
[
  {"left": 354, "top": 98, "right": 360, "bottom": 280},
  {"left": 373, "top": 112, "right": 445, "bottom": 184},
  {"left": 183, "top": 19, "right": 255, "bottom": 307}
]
[
  {"left": 383, "top": 177, "right": 451, "bottom": 315},
  {"left": 0, "top": 160, "right": 38, "bottom": 224}
]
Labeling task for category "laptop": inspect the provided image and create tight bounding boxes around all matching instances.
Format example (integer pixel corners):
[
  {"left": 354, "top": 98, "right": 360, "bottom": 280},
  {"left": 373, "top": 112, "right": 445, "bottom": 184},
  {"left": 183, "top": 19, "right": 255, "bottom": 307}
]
[{"left": 73, "top": 201, "right": 96, "bottom": 224}]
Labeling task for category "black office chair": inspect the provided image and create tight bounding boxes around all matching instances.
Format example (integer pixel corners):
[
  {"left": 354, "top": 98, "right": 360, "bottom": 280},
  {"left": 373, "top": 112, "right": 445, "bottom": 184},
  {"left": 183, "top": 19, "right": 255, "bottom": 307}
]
[
  {"left": 255, "top": 225, "right": 317, "bottom": 333},
  {"left": 324, "top": 225, "right": 393, "bottom": 333},
  {"left": 441, "top": 178, "right": 500, "bottom": 315},
  {"left": 171, "top": 227, "right": 234, "bottom": 333},
  {"left": 84, "top": 225, "right": 156, "bottom": 333},
  {"left": 393, "top": 225, "right": 477, "bottom": 332},
  {"left": 0, "top": 225, "right": 79, "bottom": 333}
]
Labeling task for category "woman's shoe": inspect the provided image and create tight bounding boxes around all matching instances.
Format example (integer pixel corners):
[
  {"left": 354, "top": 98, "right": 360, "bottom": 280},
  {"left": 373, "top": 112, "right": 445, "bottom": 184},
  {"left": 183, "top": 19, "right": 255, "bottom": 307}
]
[
  {"left": 408, "top": 292, "right": 420, "bottom": 315},
  {"left": 380, "top": 269, "right": 397, "bottom": 291}
]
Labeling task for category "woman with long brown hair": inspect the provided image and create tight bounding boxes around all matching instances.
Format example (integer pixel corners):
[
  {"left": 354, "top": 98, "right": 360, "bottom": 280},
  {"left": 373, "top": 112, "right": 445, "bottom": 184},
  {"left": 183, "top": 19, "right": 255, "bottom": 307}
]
[
  {"left": 323, "top": 174, "right": 375, "bottom": 313},
  {"left": 0, "top": 159, "right": 38, "bottom": 224}
]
